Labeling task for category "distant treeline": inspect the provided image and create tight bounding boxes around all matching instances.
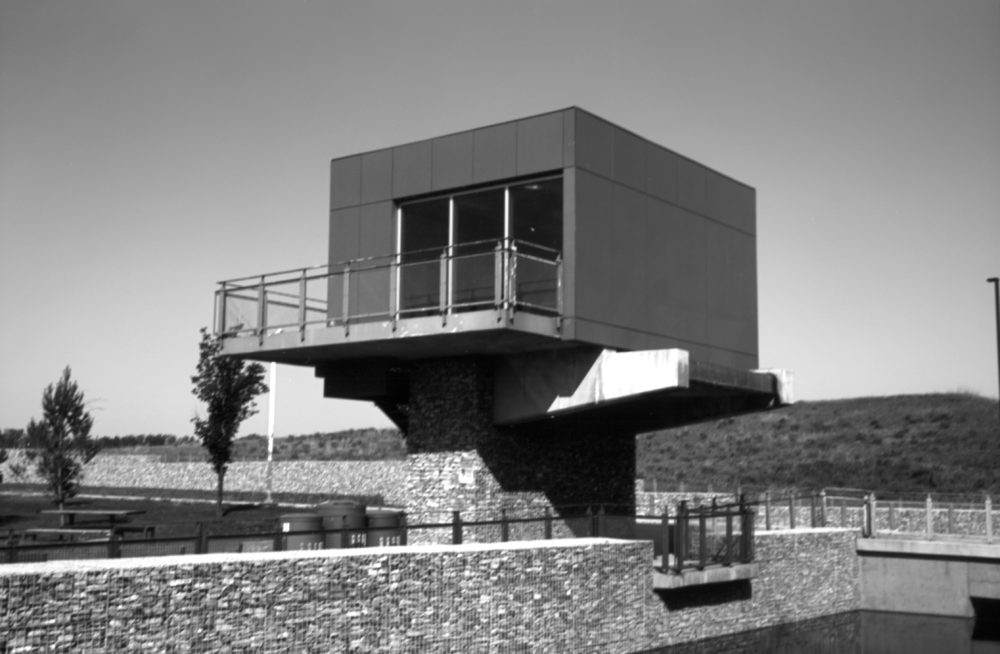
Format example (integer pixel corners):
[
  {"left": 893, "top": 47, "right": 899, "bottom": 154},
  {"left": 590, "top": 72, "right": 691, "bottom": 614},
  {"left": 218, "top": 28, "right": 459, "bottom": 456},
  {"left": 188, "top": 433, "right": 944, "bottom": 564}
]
[{"left": 0, "top": 428, "right": 407, "bottom": 462}]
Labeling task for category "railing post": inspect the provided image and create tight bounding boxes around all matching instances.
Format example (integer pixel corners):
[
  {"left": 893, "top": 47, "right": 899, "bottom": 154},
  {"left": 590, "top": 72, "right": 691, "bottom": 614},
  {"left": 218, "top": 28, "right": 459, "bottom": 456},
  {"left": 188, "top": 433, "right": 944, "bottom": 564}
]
[
  {"left": 888, "top": 502, "right": 895, "bottom": 531},
  {"left": 947, "top": 504, "right": 955, "bottom": 535},
  {"left": 788, "top": 494, "right": 796, "bottom": 530},
  {"left": 452, "top": 510, "right": 463, "bottom": 545},
  {"left": 399, "top": 513, "right": 408, "bottom": 546},
  {"left": 865, "top": 492, "right": 877, "bottom": 538},
  {"left": 298, "top": 268, "right": 307, "bottom": 342},
  {"left": 764, "top": 491, "right": 772, "bottom": 531},
  {"left": 494, "top": 241, "right": 504, "bottom": 314},
  {"left": 342, "top": 263, "right": 351, "bottom": 336},
  {"left": 500, "top": 509, "right": 509, "bottom": 543},
  {"left": 841, "top": 498, "right": 847, "bottom": 528},
  {"left": 507, "top": 241, "right": 518, "bottom": 309},
  {"left": 555, "top": 254, "right": 564, "bottom": 325},
  {"left": 810, "top": 493, "right": 817, "bottom": 528},
  {"left": 544, "top": 507, "right": 553, "bottom": 540},
  {"left": 389, "top": 256, "right": 398, "bottom": 330},
  {"left": 439, "top": 250, "right": 449, "bottom": 324},
  {"left": 986, "top": 496, "right": 993, "bottom": 544},
  {"left": 216, "top": 284, "right": 226, "bottom": 335},
  {"left": 257, "top": 275, "right": 266, "bottom": 346},
  {"left": 926, "top": 495, "right": 933, "bottom": 540}
]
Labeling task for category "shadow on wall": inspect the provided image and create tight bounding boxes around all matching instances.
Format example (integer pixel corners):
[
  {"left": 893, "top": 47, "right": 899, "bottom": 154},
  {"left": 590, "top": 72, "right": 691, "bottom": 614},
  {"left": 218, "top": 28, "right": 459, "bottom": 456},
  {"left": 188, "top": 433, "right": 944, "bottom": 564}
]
[{"left": 656, "top": 579, "right": 753, "bottom": 611}]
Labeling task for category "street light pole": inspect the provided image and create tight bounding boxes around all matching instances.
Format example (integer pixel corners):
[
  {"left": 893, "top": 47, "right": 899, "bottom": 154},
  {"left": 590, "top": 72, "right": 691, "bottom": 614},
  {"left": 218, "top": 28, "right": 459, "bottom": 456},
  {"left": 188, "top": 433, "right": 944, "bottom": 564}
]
[{"left": 988, "top": 277, "right": 1000, "bottom": 425}]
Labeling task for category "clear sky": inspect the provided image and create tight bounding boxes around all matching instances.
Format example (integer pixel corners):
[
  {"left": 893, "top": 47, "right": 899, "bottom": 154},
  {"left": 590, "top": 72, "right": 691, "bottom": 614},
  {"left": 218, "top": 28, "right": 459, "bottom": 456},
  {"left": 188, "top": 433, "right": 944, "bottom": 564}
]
[{"left": 2, "top": 0, "right": 998, "bottom": 438}]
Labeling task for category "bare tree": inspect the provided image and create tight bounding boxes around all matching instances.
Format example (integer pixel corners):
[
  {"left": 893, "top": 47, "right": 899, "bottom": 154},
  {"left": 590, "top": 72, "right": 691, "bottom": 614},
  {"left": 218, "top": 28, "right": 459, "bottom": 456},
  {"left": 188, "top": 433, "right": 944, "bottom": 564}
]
[
  {"left": 21, "top": 367, "right": 98, "bottom": 506},
  {"left": 191, "top": 328, "right": 267, "bottom": 516}
]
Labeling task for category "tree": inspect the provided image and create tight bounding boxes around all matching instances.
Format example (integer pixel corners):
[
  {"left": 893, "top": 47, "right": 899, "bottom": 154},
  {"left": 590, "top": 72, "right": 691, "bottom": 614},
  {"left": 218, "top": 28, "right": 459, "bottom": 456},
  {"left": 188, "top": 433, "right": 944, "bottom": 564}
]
[
  {"left": 191, "top": 328, "right": 267, "bottom": 516},
  {"left": 21, "top": 367, "right": 98, "bottom": 506}
]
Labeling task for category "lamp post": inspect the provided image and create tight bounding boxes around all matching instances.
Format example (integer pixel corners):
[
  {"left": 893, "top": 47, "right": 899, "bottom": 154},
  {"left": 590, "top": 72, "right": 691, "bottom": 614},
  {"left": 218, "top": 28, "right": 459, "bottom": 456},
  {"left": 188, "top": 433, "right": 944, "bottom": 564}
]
[{"left": 989, "top": 277, "right": 1000, "bottom": 424}]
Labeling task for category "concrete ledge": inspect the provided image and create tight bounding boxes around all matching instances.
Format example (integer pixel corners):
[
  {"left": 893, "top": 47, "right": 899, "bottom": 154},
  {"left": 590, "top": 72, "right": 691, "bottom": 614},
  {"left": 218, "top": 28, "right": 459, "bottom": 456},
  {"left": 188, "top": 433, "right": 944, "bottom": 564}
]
[
  {"left": 653, "top": 562, "right": 759, "bottom": 590},
  {"left": 857, "top": 537, "right": 1000, "bottom": 561}
]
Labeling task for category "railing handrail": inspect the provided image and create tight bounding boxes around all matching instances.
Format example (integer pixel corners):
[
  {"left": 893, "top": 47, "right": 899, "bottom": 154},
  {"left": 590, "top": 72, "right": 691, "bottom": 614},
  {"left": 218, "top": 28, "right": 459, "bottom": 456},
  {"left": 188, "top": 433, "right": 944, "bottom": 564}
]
[{"left": 216, "top": 238, "right": 561, "bottom": 287}]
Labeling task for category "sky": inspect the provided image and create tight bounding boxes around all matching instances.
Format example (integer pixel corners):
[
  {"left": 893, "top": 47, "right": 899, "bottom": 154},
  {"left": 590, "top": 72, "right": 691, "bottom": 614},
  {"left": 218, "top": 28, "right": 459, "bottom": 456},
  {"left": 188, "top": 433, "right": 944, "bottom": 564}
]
[{"left": 1, "top": 0, "right": 998, "bottom": 438}]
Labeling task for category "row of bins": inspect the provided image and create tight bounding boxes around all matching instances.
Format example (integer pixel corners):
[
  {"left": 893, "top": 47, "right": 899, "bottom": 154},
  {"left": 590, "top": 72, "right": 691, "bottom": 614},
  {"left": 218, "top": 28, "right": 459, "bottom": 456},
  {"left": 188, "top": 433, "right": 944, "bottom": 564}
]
[{"left": 280, "top": 501, "right": 404, "bottom": 551}]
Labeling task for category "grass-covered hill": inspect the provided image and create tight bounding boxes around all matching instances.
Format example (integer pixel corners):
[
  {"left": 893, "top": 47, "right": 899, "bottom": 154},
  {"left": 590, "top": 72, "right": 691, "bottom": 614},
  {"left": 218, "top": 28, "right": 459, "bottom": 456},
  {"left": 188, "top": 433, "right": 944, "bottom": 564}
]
[
  {"left": 48, "top": 393, "right": 1000, "bottom": 495},
  {"left": 637, "top": 393, "right": 1000, "bottom": 495}
]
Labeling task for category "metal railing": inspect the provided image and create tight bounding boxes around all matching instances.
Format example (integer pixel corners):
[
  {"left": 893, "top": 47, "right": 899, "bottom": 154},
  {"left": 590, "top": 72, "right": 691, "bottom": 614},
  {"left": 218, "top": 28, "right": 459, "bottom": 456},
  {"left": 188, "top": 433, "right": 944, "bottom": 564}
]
[
  {"left": 2, "top": 505, "right": 630, "bottom": 565},
  {"left": 664, "top": 498, "right": 755, "bottom": 572},
  {"left": 213, "top": 239, "right": 562, "bottom": 342}
]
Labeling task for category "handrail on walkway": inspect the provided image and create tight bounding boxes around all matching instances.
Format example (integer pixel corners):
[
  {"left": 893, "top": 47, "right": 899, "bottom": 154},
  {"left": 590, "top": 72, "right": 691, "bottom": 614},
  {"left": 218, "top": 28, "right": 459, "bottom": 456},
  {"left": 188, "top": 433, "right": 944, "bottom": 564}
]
[{"left": 213, "top": 238, "right": 563, "bottom": 343}]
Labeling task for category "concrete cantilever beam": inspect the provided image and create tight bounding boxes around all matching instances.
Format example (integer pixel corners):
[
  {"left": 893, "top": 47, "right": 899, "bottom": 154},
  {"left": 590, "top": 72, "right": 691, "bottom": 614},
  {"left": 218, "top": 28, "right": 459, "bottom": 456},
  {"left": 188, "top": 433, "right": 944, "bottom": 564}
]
[{"left": 493, "top": 347, "right": 791, "bottom": 428}]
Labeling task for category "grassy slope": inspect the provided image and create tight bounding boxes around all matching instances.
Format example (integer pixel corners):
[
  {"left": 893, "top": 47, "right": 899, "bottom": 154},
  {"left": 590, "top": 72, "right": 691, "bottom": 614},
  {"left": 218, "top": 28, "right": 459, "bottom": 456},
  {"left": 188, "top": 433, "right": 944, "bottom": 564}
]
[
  {"left": 91, "top": 394, "right": 999, "bottom": 495},
  {"left": 637, "top": 393, "right": 1000, "bottom": 495}
]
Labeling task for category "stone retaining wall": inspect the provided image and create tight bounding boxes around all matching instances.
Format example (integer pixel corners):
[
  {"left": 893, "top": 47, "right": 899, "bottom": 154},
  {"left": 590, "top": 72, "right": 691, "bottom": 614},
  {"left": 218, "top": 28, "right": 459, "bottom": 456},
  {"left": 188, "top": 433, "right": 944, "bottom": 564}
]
[{"left": 1, "top": 529, "right": 859, "bottom": 652}]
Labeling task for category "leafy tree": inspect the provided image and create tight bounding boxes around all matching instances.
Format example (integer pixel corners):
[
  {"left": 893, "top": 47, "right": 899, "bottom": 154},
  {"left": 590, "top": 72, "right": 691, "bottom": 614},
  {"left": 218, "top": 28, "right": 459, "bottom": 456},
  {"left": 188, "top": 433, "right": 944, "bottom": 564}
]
[
  {"left": 21, "top": 367, "right": 98, "bottom": 506},
  {"left": 191, "top": 328, "right": 267, "bottom": 515}
]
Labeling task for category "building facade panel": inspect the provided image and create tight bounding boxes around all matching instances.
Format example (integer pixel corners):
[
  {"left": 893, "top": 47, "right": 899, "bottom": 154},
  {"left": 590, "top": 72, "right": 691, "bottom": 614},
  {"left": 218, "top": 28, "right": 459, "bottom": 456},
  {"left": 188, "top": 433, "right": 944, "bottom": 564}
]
[
  {"left": 330, "top": 155, "right": 362, "bottom": 209},
  {"left": 676, "top": 156, "right": 708, "bottom": 217},
  {"left": 612, "top": 127, "right": 647, "bottom": 192},
  {"left": 516, "top": 111, "right": 565, "bottom": 176},
  {"left": 646, "top": 143, "right": 679, "bottom": 205},
  {"left": 472, "top": 122, "right": 517, "bottom": 183},
  {"left": 571, "top": 168, "right": 615, "bottom": 326},
  {"left": 574, "top": 110, "right": 614, "bottom": 178},
  {"left": 431, "top": 132, "right": 474, "bottom": 191},
  {"left": 392, "top": 140, "right": 433, "bottom": 198},
  {"left": 706, "top": 169, "right": 755, "bottom": 235},
  {"left": 610, "top": 183, "right": 648, "bottom": 328},
  {"left": 645, "top": 199, "right": 708, "bottom": 346},
  {"left": 361, "top": 150, "right": 393, "bottom": 204}
]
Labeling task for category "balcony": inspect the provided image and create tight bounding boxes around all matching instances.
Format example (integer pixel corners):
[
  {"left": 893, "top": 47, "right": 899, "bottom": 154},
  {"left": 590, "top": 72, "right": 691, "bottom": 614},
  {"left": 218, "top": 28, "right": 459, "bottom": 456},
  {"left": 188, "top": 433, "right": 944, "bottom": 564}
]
[{"left": 214, "top": 239, "right": 563, "bottom": 363}]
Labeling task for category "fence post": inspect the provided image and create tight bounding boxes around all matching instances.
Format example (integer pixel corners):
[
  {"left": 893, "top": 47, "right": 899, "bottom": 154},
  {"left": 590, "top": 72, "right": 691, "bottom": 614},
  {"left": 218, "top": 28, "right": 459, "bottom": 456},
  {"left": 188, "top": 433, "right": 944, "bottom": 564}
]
[
  {"left": 661, "top": 508, "right": 671, "bottom": 567},
  {"left": 452, "top": 510, "right": 463, "bottom": 545},
  {"left": 863, "top": 493, "right": 874, "bottom": 538},
  {"left": 841, "top": 498, "right": 847, "bottom": 528},
  {"left": 108, "top": 529, "right": 121, "bottom": 559},
  {"left": 675, "top": 501, "right": 688, "bottom": 572},
  {"left": 544, "top": 507, "right": 553, "bottom": 540},
  {"left": 789, "top": 495, "right": 796, "bottom": 530},
  {"left": 820, "top": 489, "right": 827, "bottom": 527},
  {"left": 500, "top": 509, "right": 509, "bottom": 543},
  {"left": 888, "top": 502, "right": 895, "bottom": 531},
  {"left": 810, "top": 493, "right": 817, "bottom": 528},
  {"left": 986, "top": 496, "right": 993, "bottom": 544},
  {"left": 764, "top": 491, "right": 772, "bottom": 531},
  {"left": 947, "top": 504, "right": 955, "bottom": 535},
  {"left": 399, "top": 513, "right": 408, "bottom": 547},
  {"left": 697, "top": 508, "right": 707, "bottom": 570},
  {"left": 926, "top": 495, "right": 933, "bottom": 540},
  {"left": 342, "top": 263, "right": 351, "bottom": 335},
  {"left": 724, "top": 509, "right": 734, "bottom": 566},
  {"left": 196, "top": 522, "right": 207, "bottom": 554}
]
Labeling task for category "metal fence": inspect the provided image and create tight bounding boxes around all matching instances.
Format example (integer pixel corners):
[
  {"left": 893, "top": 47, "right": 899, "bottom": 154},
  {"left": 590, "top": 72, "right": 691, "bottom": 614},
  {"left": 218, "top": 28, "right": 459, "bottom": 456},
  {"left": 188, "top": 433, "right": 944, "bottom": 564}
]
[
  {"left": 214, "top": 238, "right": 562, "bottom": 342},
  {"left": 2, "top": 505, "right": 635, "bottom": 565}
]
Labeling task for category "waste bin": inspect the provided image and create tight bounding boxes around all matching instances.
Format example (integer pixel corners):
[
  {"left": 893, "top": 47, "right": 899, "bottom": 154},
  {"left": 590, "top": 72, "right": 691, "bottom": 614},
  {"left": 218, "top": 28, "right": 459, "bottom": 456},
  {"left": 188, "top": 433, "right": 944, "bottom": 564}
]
[
  {"left": 279, "top": 513, "right": 323, "bottom": 551},
  {"left": 366, "top": 509, "right": 404, "bottom": 547},
  {"left": 317, "top": 500, "right": 367, "bottom": 548}
]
